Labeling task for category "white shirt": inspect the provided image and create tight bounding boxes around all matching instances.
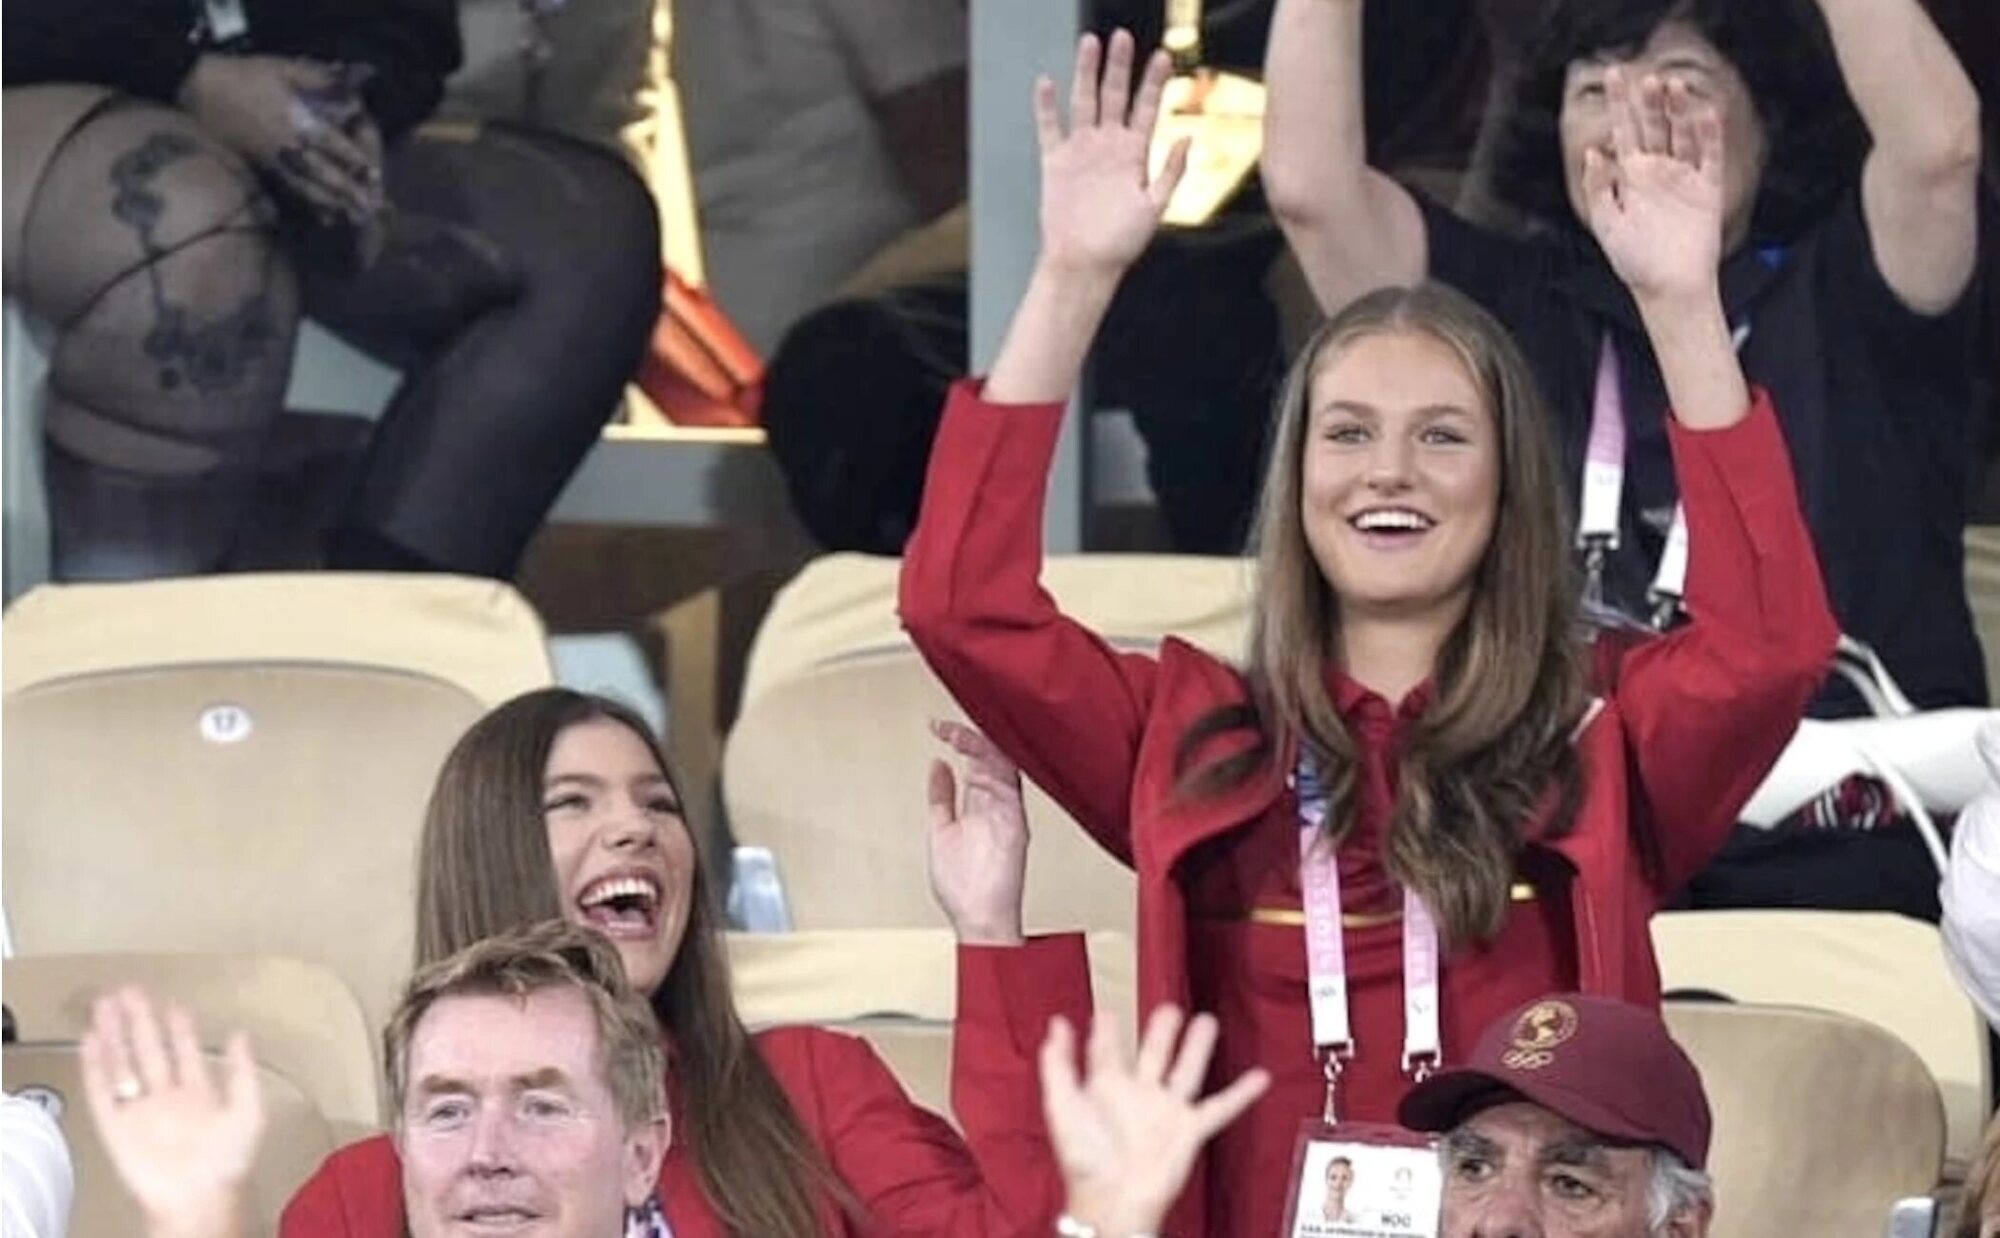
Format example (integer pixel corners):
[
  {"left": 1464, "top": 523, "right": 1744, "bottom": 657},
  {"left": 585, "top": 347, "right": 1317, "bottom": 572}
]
[
  {"left": 2, "top": 1091, "right": 74, "bottom": 1238},
  {"left": 673, "top": 0, "right": 966, "bottom": 353},
  {"left": 1941, "top": 718, "right": 2000, "bottom": 1029}
]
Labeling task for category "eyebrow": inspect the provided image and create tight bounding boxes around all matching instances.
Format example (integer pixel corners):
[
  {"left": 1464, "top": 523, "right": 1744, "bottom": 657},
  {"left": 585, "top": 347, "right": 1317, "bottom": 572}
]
[
  {"left": 413, "top": 1067, "right": 577, "bottom": 1098},
  {"left": 1316, "top": 401, "right": 1477, "bottom": 421},
  {"left": 1653, "top": 54, "right": 1718, "bottom": 75},
  {"left": 1444, "top": 1131, "right": 1501, "bottom": 1161},
  {"left": 1541, "top": 1139, "right": 1617, "bottom": 1173},
  {"left": 545, "top": 771, "right": 676, "bottom": 794}
]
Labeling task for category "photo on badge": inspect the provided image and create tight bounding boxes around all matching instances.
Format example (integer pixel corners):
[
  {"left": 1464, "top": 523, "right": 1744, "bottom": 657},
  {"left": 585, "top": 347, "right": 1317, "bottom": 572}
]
[{"left": 1282, "top": 1128, "right": 1444, "bottom": 1238}]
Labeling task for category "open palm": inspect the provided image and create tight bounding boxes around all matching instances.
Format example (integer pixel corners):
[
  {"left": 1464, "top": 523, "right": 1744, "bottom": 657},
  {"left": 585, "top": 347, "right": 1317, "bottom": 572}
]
[
  {"left": 1582, "top": 70, "right": 1726, "bottom": 302},
  {"left": 80, "top": 988, "right": 264, "bottom": 1233},
  {"left": 927, "top": 719, "right": 1030, "bottom": 945},
  {"left": 1042, "top": 1007, "right": 1269, "bottom": 1236},
  {"left": 1036, "top": 31, "right": 1190, "bottom": 277}
]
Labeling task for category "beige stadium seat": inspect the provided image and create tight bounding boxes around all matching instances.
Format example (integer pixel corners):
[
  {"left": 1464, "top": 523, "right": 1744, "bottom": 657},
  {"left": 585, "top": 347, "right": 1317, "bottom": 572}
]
[
  {"left": 3, "top": 953, "right": 379, "bottom": 1143},
  {"left": 3, "top": 1043, "right": 335, "bottom": 1238},
  {"left": 728, "top": 928, "right": 1136, "bottom": 1026},
  {"left": 3, "top": 573, "right": 554, "bottom": 1033},
  {"left": 727, "top": 554, "right": 1254, "bottom": 932},
  {"left": 1652, "top": 910, "right": 1988, "bottom": 1184},
  {"left": 727, "top": 656, "right": 1141, "bottom": 932},
  {"left": 727, "top": 929, "right": 1138, "bottom": 1124},
  {"left": 1663, "top": 1001, "right": 1945, "bottom": 1238},
  {"left": 737, "top": 552, "right": 1254, "bottom": 715}
]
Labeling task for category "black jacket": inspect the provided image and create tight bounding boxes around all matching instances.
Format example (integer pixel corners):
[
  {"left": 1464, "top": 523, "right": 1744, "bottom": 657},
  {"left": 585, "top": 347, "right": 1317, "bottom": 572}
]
[{"left": 3, "top": 0, "right": 462, "bottom": 139}]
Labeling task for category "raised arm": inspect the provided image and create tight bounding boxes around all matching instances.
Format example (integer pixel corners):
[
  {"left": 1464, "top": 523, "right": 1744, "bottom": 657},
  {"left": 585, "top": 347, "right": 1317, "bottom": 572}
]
[
  {"left": 1262, "top": 0, "right": 1427, "bottom": 315},
  {"left": 986, "top": 31, "right": 1187, "bottom": 403},
  {"left": 900, "top": 30, "right": 1188, "bottom": 858},
  {"left": 1815, "top": 0, "right": 1982, "bottom": 314},
  {"left": 1583, "top": 70, "right": 1838, "bottom": 885}
]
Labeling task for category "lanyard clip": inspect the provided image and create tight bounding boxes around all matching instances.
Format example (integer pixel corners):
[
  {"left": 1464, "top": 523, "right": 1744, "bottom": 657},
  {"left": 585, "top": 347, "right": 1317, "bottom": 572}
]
[
  {"left": 1402, "top": 1049, "right": 1440, "bottom": 1082},
  {"left": 1320, "top": 1044, "right": 1352, "bottom": 1126},
  {"left": 1578, "top": 534, "right": 1614, "bottom": 612},
  {"left": 1646, "top": 588, "right": 1682, "bottom": 632}
]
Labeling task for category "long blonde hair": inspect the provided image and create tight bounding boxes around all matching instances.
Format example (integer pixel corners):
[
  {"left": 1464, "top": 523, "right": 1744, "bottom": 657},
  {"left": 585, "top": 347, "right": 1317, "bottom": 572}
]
[
  {"left": 1179, "top": 283, "right": 1591, "bottom": 946},
  {"left": 416, "top": 688, "right": 844, "bottom": 1238}
]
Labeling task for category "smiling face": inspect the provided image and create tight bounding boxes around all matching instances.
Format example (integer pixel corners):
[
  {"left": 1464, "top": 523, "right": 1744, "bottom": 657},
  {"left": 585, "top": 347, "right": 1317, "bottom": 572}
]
[
  {"left": 1557, "top": 19, "right": 1766, "bottom": 251},
  {"left": 1325, "top": 1157, "right": 1356, "bottom": 1210},
  {"left": 1442, "top": 1103, "right": 1671, "bottom": 1238},
  {"left": 1300, "top": 329, "right": 1502, "bottom": 631},
  {"left": 398, "top": 988, "right": 665, "bottom": 1238},
  {"left": 542, "top": 720, "right": 696, "bottom": 996}
]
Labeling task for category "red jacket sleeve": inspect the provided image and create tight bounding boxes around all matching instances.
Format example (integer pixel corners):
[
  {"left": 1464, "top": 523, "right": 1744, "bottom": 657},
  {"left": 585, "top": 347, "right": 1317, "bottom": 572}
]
[
  {"left": 1611, "top": 388, "right": 1839, "bottom": 893},
  {"left": 780, "top": 935, "right": 1089, "bottom": 1238},
  {"left": 948, "top": 935, "right": 1091, "bottom": 1228},
  {"left": 899, "top": 380, "right": 1161, "bottom": 864}
]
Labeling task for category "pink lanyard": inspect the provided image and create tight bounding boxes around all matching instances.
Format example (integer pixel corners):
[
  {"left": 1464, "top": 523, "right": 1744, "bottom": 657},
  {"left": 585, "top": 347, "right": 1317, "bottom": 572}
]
[
  {"left": 1579, "top": 324, "right": 1750, "bottom": 629},
  {"left": 1295, "top": 758, "right": 1442, "bottom": 1124}
]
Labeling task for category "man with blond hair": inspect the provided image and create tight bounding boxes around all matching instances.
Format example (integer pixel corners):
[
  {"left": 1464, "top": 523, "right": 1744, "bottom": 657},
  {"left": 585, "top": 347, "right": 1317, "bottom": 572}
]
[{"left": 83, "top": 921, "right": 670, "bottom": 1238}]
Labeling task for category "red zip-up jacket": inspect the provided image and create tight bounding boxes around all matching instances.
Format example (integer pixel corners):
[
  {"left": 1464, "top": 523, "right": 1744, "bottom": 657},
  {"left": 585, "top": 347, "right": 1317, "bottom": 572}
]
[
  {"left": 900, "top": 379, "right": 1836, "bottom": 1235},
  {"left": 279, "top": 938, "right": 1090, "bottom": 1237}
]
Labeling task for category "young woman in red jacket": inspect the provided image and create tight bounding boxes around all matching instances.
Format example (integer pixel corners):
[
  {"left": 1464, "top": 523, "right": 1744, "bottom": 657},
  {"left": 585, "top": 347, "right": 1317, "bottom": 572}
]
[
  {"left": 899, "top": 30, "right": 1838, "bottom": 1237},
  {"left": 279, "top": 689, "right": 1092, "bottom": 1238}
]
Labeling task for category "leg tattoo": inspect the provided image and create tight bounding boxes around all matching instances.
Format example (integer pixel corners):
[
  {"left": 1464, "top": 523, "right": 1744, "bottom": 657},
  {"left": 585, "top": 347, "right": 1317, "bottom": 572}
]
[{"left": 107, "top": 133, "right": 283, "bottom": 394}]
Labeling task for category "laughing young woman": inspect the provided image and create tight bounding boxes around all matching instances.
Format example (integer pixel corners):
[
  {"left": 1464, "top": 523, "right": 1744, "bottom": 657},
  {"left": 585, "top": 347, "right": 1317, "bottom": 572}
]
[
  {"left": 899, "top": 30, "right": 1836, "bottom": 1237},
  {"left": 280, "top": 689, "right": 1090, "bottom": 1237}
]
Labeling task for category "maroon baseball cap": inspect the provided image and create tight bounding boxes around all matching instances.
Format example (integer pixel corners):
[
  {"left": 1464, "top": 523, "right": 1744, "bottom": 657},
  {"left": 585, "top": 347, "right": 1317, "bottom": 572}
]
[{"left": 1397, "top": 993, "right": 1712, "bottom": 1169}]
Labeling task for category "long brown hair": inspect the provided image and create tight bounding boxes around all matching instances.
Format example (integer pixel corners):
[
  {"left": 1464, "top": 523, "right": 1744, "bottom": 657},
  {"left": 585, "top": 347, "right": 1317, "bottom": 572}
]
[
  {"left": 1951, "top": 1114, "right": 2000, "bottom": 1238},
  {"left": 416, "top": 688, "right": 840, "bottom": 1238},
  {"left": 1178, "top": 283, "right": 1590, "bottom": 946}
]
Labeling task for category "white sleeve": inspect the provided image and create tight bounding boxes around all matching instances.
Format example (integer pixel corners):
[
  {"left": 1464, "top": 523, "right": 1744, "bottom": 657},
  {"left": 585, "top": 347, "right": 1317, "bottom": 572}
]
[
  {"left": 1, "top": 1093, "right": 75, "bottom": 1238},
  {"left": 821, "top": 0, "right": 967, "bottom": 97},
  {"left": 1940, "top": 722, "right": 2000, "bottom": 1030}
]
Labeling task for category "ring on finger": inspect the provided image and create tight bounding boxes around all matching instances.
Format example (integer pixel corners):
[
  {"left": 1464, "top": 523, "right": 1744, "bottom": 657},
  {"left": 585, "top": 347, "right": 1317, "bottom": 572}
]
[{"left": 112, "top": 1075, "right": 145, "bottom": 1104}]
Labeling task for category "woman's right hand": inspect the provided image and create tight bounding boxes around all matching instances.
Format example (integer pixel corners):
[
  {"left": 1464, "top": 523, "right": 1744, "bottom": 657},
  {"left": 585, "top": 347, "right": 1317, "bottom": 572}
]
[
  {"left": 176, "top": 54, "right": 383, "bottom": 225},
  {"left": 1034, "top": 30, "right": 1189, "bottom": 280}
]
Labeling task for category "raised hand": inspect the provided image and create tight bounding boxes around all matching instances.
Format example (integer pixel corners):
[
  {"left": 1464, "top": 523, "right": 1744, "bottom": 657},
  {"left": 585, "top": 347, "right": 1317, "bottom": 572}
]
[
  {"left": 1035, "top": 30, "right": 1190, "bottom": 279},
  {"left": 926, "top": 720, "right": 1030, "bottom": 946},
  {"left": 79, "top": 987, "right": 263, "bottom": 1238},
  {"left": 1581, "top": 69, "right": 1726, "bottom": 305},
  {"left": 1042, "top": 1006, "right": 1270, "bottom": 1237}
]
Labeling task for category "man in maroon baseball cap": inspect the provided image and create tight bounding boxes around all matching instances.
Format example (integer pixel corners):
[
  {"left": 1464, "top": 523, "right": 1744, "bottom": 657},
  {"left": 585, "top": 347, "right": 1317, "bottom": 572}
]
[{"left": 1398, "top": 992, "right": 1715, "bottom": 1238}]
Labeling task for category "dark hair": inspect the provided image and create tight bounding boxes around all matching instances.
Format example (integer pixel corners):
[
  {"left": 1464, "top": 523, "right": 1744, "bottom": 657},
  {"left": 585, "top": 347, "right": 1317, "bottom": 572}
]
[
  {"left": 417, "top": 688, "right": 845, "bottom": 1238},
  {"left": 1489, "top": 0, "right": 1866, "bottom": 245},
  {"left": 1177, "top": 284, "right": 1590, "bottom": 948}
]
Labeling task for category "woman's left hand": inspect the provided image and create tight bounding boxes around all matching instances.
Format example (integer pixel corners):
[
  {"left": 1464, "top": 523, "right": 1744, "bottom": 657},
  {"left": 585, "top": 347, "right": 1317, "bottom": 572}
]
[
  {"left": 1582, "top": 69, "right": 1726, "bottom": 304},
  {"left": 926, "top": 720, "right": 1030, "bottom": 946},
  {"left": 1042, "top": 1007, "right": 1270, "bottom": 1237}
]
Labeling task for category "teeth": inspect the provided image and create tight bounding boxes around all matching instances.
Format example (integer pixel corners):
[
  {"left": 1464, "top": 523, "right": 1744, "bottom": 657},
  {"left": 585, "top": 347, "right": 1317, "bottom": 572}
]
[
  {"left": 579, "top": 876, "right": 659, "bottom": 908},
  {"left": 1352, "top": 509, "right": 1433, "bottom": 532}
]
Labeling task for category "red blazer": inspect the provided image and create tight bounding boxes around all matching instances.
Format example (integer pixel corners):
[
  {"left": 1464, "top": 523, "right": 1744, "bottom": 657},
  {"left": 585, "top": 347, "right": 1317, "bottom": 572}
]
[
  {"left": 900, "top": 380, "right": 1837, "bottom": 1231},
  {"left": 280, "top": 939, "right": 1090, "bottom": 1237}
]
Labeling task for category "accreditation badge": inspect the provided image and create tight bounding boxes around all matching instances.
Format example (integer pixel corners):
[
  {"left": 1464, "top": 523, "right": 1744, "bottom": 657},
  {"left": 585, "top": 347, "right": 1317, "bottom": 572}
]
[{"left": 1281, "top": 1122, "right": 1443, "bottom": 1238}]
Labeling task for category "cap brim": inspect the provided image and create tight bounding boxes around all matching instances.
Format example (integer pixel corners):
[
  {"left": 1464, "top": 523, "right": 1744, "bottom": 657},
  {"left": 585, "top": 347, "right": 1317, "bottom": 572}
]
[
  {"left": 1397, "top": 1068, "right": 1519, "bottom": 1133},
  {"left": 1398, "top": 1067, "right": 1676, "bottom": 1160}
]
